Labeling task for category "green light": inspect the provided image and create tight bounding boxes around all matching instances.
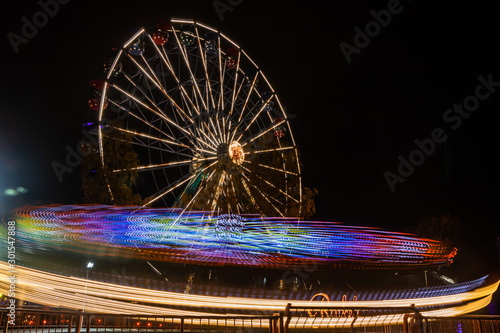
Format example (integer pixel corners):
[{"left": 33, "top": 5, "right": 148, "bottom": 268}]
[
  {"left": 17, "top": 186, "right": 28, "bottom": 193},
  {"left": 4, "top": 189, "right": 17, "bottom": 196}
]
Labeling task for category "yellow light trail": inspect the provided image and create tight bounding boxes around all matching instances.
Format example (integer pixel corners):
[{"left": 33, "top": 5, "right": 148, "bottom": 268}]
[{"left": 1, "top": 261, "right": 498, "bottom": 327}]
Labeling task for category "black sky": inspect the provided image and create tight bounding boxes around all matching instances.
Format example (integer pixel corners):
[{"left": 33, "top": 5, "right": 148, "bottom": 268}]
[{"left": 1, "top": 0, "right": 499, "bottom": 243}]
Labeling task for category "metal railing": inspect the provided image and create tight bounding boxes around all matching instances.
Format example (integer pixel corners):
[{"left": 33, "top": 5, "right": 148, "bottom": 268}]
[
  {"left": 285, "top": 303, "right": 419, "bottom": 332},
  {"left": 1, "top": 309, "right": 279, "bottom": 333},
  {"left": 423, "top": 315, "right": 500, "bottom": 333},
  {"left": 2, "top": 308, "right": 500, "bottom": 333}
]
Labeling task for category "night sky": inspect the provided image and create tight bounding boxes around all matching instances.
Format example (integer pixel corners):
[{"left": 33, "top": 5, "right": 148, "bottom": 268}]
[{"left": 1, "top": 0, "right": 499, "bottom": 248}]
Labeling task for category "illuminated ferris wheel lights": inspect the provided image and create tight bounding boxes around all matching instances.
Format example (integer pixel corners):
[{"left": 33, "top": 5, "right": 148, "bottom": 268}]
[{"left": 94, "top": 19, "right": 301, "bottom": 215}]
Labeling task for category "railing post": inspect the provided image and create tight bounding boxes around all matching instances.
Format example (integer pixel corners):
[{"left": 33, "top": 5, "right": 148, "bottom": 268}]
[
  {"left": 86, "top": 315, "right": 91, "bottom": 333},
  {"left": 350, "top": 316, "right": 358, "bottom": 333},
  {"left": 180, "top": 318, "right": 184, "bottom": 333},
  {"left": 76, "top": 314, "right": 83, "bottom": 333},
  {"left": 409, "top": 304, "right": 423, "bottom": 333},
  {"left": 67, "top": 315, "right": 73, "bottom": 333},
  {"left": 271, "top": 314, "right": 280, "bottom": 333},
  {"left": 3, "top": 315, "right": 8, "bottom": 333},
  {"left": 283, "top": 303, "right": 291, "bottom": 333},
  {"left": 279, "top": 312, "right": 284, "bottom": 333},
  {"left": 403, "top": 314, "right": 410, "bottom": 333}
]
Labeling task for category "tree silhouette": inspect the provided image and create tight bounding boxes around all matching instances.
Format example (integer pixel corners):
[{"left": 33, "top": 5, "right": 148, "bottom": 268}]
[
  {"left": 81, "top": 121, "right": 143, "bottom": 205},
  {"left": 416, "top": 212, "right": 461, "bottom": 247}
]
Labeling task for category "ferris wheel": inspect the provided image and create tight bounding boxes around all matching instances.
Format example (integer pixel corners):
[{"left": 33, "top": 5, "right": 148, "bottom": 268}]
[{"left": 90, "top": 18, "right": 302, "bottom": 217}]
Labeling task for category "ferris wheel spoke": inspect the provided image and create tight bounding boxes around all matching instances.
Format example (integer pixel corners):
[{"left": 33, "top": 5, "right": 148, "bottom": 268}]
[
  {"left": 146, "top": 35, "right": 202, "bottom": 117},
  {"left": 191, "top": 85, "right": 203, "bottom": 115},
  {"left": 241, "top": 173, "right": 284, "bottom": 217},
  {"left": 126, "top": 139, "right": 198, "bottom": 159},
  {"left": 237, "top": 70, "right": 259, "bottom": 123},
  {"left": 209, "top": 170, "right": 226, "bottom": 213},
  {"left": 239, "top": 174, "right": 257, "bottom": 209},
  {"left": 136, "top": 61, "right": 192, "bottom": 126},
  {"left": 239, "top": 118, "right": 285, "bottom": 146},
  {"left": 226, "top": 52, "right": 242, "bottom": 143},
  {"left": 123, "top": 55, "right": 195, "bottom": 129},
  {"left": 217, "top": 33, "right": 225, "bottom": 112},
  {"left": 254, "top": 162, "right": 299, "bottom": 177},
  {"left": 108, "top": 92, "right": 212, "bottom": 154},
  {"left": 194, "top": 135, "right": 218, "bottom": 152},
  {"left": 108, "top": 83, "right": 191, "bottom": 138},
  {"left": 228, "top": 176, "right": 247, "bottom": 215},
  {"left": 112, "top": 126, "right": 191, "bottom": 150},
  {"left": 227, "top": 74, "right": 260, "bottom": 143},
  {"left": 228, "top": 51, "right": 241, "bottom": 117},
  {"left": 230, "top": 94, "right": 273, "bottom": 143},
  {"left": 112, "top": 156, "right": 217, "bottom": 173},
  {"left": 194, "top": 125, "right": 219, "bottom": 150},
  {"left": 275, "top": 137, "right": 290, "bottom": 208},
  {"left": 249, "top": 146, "right": 296, "bottom": 155},
  {"left": 117, "top": 74, "right": 188, "bottom": 136},
  {"left": 143, "top": 160, "right": 218, "bottom": 207},
  {"left": 101, "top": 128, "right": 172, "bottom": 154},
  {"left": 140, "top": 54, "right": 163, "bottom": 88},
  {"left": 171, "top": 27, "right": 208, "bottom": 112},
  {"left": 253, "top": 185, "right": 285, "bottom": 218},
  {"left": 214, "top": 113, "right": 224, "bottom": 143},
  {"left": 194, "top": 26, "right": 216, "bottom": 110},
  {"left": 204, "top": 120, "right": 222, "bottom": 145},
  {"left": 240, "top": 165, "right": 298, "bottom": 203}
]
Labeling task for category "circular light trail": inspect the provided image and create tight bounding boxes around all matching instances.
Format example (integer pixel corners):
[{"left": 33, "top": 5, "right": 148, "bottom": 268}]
[{"left": 13, "top": 204, "right": 456, "bottom": 269}]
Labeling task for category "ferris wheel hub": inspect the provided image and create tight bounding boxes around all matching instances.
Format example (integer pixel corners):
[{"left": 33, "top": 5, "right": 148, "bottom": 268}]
[
  {"left": 216, "top": 141, "right": 244, "bottom": 166},
  {"left": 228, "top": 141, "right": 245, "bottom": 165}
]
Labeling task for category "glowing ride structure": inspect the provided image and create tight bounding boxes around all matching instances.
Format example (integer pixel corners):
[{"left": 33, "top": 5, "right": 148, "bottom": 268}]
[
  {"left": 13, "top": 205, "right": 456, "bottom": 269},
  {"left": 92, "top": 18, "right": 301, "bottom": 216}
]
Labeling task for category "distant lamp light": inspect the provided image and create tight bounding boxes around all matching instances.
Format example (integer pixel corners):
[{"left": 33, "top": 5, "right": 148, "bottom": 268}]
[
  {"left": 4, "top": 189, "right": 17, "bottom": 196},
  {"left": 17, "top": 187, "right": 28, "bottom": 194},
  {"left": 87, "top": 262, "right": 94, "bottom": 269}
]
